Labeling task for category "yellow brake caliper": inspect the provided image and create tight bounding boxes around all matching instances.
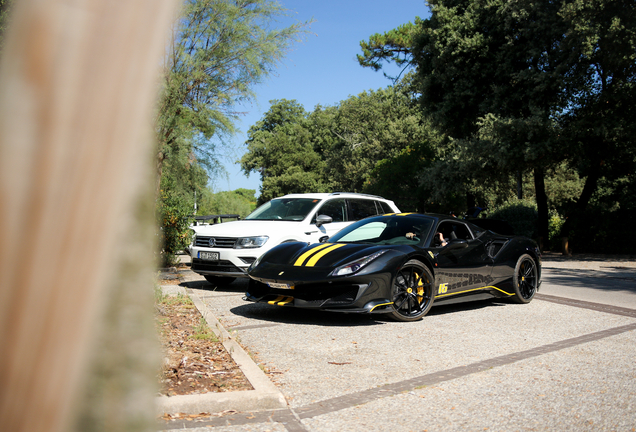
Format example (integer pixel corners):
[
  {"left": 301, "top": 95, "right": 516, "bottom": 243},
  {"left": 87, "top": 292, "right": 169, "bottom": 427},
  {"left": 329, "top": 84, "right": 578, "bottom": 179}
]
[{"left": 416, "top": 271, "right": 424, "bottom": 303}]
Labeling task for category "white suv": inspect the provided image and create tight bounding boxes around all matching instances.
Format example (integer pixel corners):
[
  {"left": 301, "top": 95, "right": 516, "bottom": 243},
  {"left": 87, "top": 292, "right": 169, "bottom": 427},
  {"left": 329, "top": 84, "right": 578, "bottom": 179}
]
[{"left": 190, "top": 192, "right": 400, "bottom": 285}]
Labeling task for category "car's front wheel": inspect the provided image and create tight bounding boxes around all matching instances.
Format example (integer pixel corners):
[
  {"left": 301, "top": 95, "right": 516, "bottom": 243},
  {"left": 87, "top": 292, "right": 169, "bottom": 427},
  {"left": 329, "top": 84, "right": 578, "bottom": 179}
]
[
  {"left": 204, "top": 275, "right": 236, "bottom": 286},
  {"left": 390, "top": 260, "right": 434, "bottom": 322},
  {"left": 511, "top": 254, "right": 538, "bottom": 304}
]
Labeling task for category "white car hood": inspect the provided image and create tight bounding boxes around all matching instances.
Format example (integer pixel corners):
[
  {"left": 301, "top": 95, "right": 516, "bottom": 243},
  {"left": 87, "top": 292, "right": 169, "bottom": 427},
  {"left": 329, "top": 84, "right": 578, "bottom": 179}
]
[{"left": 193, "top": 220, "right": 308, "bottom": 238}]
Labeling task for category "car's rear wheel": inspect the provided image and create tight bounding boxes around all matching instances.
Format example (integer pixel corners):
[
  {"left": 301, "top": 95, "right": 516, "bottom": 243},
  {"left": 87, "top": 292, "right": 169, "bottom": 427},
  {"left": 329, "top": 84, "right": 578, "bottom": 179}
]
[
  {"left": 204, "top": 275, "right": 236, "bottom": 286},
  {"left": 390, "top": 260, "right": 434, "bottom": 322},
  {"left": 511, "top": 254, "right": 538, "bottom": 304}
]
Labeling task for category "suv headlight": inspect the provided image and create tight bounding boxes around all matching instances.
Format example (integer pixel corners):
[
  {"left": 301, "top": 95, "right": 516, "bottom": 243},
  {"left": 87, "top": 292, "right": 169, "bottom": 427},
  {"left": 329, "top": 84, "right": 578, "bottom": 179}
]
[
  {"left": 331, "top": 250, "right": 388, "bottom": 277},
  {"left": 235, "top": 236, "right": 269, "bottom": 249}
]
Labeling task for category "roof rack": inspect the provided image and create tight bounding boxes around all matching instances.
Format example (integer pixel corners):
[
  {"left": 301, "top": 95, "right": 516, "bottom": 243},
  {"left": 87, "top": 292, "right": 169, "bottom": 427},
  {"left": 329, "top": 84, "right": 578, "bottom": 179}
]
[
  {"left": 328, "top": 192, "right": 384, "bottom": 199},
  {"left": 192, "top": 214, "right": 241, "bottom": 225}
]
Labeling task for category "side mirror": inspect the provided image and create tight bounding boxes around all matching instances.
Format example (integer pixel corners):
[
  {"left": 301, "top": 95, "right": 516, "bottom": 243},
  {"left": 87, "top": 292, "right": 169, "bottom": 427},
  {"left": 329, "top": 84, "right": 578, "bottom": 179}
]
[
  {"left": 315, "top": 214, "right": 333, "bottom": 227},
  {"left": 446, "top": 239, "right": 468, "bottom": 250},
  {"left": 319, "top": 236, "right": 329, "bottom": 243}
]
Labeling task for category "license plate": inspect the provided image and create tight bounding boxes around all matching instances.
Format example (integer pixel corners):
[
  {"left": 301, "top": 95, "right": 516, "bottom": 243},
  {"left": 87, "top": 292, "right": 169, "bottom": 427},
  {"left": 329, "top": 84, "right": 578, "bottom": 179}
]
[
  {"left": 199, "top": 251, "right": 219, "bottom": 261},
  {"left": 267, "top": 282, "right": 294, "bottom": 290}
]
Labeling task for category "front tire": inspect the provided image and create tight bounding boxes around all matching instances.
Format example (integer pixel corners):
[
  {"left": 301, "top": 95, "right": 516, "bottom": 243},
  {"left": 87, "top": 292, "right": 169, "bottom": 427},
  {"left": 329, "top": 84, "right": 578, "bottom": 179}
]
[
  {"left": 511, "top": 254, "right": 538, "bottom": 304},
  {"left": 390, "top": 260, "right": 434, "bottom": 322},
  {"left": 204, "top": 275, "right": 236, "bottom": 286}
]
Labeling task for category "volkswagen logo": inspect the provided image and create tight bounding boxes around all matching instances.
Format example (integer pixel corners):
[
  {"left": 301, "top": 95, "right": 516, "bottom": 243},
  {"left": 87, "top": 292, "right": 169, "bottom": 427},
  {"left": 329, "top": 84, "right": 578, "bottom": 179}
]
[{"left": 208, "top": 238, "right": 216, "bottom": 247}]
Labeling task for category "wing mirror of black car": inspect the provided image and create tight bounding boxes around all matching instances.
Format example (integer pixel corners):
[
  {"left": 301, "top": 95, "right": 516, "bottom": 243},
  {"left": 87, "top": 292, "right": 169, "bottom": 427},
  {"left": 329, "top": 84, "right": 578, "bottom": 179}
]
[
  {"left": 315, "top": 214, "right": 333, "bottom": 227},
  {"left": 446, "top": 239, "right": 468, "bottom": 250},
  {"left": 319, "top": 235, "right": 329, "bottom": 243}
]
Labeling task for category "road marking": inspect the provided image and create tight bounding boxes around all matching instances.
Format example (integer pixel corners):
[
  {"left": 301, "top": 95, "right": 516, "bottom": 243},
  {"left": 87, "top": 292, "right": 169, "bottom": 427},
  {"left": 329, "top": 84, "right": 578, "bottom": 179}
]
[{"left": 536, "top": 293, "right": 636, "bottom": 318}]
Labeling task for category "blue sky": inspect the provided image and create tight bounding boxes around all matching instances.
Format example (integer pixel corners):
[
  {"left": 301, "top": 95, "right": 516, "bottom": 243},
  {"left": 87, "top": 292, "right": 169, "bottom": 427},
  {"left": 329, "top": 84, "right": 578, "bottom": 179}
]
[{"left": 214, "top": 0, "right": 431, "bottom": 196}]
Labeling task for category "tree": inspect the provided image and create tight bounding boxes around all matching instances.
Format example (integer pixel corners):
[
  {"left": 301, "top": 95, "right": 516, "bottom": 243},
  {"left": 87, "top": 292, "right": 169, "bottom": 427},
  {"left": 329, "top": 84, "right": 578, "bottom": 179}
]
[
  {"left": 241, "top": 78, "right": 440, "bottom": 206},
  {"left": 360, "top": 0, "right": 636, "bottom": 250},
  {"left": 357, "top": 20, "right": 422, "bottom": 79},
  {"left": 156, "top": 0, "right": 309, "bottom": 263},
  {"left": 240, "top": 99, "right": 330, "bottom": 203},
  {"left": 156, "top": 0, "right": 309, "bottom": 190},
  {"left": 555, "top": 0, "right": 636, "bottom": 242},
  {"left": 325, "top": 79, "right": 435, "bottom": 194}
]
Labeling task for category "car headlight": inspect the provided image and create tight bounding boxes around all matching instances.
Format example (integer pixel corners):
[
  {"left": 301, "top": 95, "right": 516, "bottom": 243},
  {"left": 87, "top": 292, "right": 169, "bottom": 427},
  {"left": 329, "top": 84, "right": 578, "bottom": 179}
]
[
  {"left": 235, "top": 236, "right": 269, "bottom": 249},
  {"left": 331, "top": 250, "right": 388, "bottom": 277}
]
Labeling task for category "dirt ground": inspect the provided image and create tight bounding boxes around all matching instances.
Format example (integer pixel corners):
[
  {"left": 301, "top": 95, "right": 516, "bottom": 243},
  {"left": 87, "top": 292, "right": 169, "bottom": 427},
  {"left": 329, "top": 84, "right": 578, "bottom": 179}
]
[{"left": 155, "top": 280, "right": 253, "bottom": 396}]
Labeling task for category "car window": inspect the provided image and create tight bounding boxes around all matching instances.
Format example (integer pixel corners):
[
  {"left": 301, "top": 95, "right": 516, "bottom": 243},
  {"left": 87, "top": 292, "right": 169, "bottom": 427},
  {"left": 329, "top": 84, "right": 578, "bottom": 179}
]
[
  {"left": 331, "top": 215, "right": 434, "bottom": 245},
  {"left": 375, "top": 200, "right": 392, "bottom": 214},
  {"left": 434, "top": 221, "right": 473, "bottom": 245},
  {"left": 349, "top": 199, "right": 380, "bottom": 221},
  {"left": 314, "top": 198, "right": 347, "bottom": 223},
  {"left": 246, "top": 198, "right": 320, "bottom": 221},
  {"left": 337, "top": 221, "right": 386, "bottom": 242}
]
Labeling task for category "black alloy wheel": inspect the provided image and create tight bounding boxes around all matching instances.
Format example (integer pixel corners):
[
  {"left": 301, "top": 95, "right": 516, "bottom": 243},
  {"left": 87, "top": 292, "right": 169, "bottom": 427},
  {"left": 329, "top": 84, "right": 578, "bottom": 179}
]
[
  {"left": 390, "top": 259, "right": 434, "bottom": 322},
  {"left": 511, "top": 254, "right": 538, "bottom": 304}
]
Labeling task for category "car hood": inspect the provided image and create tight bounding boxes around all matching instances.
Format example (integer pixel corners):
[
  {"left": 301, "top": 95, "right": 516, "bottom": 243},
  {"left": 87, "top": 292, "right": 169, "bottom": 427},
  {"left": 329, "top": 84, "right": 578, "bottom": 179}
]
[
  {"left": 193, "top": 220, "right": 307, "bottom": 237},
  {"left": 255, "top": 242, "right": 390, "bottom": 269},
  {"left": 248, "top": 241, "right": 407, "bottom": 283}
]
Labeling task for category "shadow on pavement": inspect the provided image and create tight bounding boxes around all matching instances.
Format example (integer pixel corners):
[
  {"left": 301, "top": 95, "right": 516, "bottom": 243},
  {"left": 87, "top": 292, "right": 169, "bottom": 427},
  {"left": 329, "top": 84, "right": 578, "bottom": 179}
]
[{"left": 225, "top": 296, "right": 510, "bottom": 328}]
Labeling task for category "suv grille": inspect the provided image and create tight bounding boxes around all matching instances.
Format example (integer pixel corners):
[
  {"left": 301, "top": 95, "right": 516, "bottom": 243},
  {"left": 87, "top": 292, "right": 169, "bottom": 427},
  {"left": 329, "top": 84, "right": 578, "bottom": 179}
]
[{"left": 194, "top": 236, "right": 237, "bottom": 248}]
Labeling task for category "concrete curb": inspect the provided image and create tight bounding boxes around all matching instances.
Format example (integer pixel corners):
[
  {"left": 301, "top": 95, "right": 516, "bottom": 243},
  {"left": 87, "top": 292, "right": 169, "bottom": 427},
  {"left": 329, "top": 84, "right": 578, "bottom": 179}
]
[{"left": 156, "top": 287, "right": 287, "bottom": 415}]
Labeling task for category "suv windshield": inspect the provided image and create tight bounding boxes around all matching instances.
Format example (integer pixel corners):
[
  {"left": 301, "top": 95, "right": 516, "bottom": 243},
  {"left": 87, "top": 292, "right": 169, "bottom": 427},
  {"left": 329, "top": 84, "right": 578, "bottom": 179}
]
[{"left": 245, "top": 198, "right": 321, "bottom": 221}]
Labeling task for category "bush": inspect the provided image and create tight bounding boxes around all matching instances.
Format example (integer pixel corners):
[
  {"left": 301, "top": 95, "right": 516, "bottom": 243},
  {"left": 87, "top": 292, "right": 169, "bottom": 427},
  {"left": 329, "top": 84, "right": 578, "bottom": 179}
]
[
  {"left": 488, "top": 199, "right": 538, "bottom": 239},
  {"left": 547, "top": 210, "right": 565, "bottom": 251},
  {"left": 157, "top": 189, "right": 193, "bottom": 267},
  {"left": 568, "top": 207, "right": 636, "bottom": 254}
]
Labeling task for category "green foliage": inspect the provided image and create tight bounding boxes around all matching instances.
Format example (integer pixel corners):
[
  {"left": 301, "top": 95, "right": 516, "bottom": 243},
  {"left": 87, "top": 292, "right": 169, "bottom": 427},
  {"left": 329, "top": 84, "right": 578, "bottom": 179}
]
[
  {"left": 197, "top": 189, "right": 255, "bottom": 217},
  {"left": 363, "top": 141, "right": 435, "bottom": 212},
  {"left": 157, "top": 181, "right": 194, "bottom": 267},
  {"left": 325, "top": 78, "right": 436, "bottom": 193},
  {"left": 155, "top": 0, "right": 309, "bottom": 262},
  {"left": 157, "top": 0, "right": 310, "bottom": 171},
  {"left": 547, "top": 210, "right": 565, "bottom": 252},
  {"left": 357, "top": 19, "right": 423, "bottom": 78},
  {"left": 0, "top": 0, "right": 14, "bottom": 53},
  {"left": 241, "top": 99, "right": 330, "bottom": 204},
  {"left": 191, "top": 317, "right": 218, "bottom": 341},
  {"left": 488, "top": 199, "right": 538, "bottom": 239},
  {"left": 358, "top": 0, "right": 636, "bottom": 249},
  {"left": 241, "top": 78, "right": 439, "bottom": 206}
]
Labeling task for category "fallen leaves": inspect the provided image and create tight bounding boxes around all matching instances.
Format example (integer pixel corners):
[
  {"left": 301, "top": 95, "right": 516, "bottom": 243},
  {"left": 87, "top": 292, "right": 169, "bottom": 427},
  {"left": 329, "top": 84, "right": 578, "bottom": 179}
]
[
  {"left": 161, "top": 410, "right": 238, "bottom": 421},
  {"left": 156, "top": 293, "right": 253, "bottom": 396}
]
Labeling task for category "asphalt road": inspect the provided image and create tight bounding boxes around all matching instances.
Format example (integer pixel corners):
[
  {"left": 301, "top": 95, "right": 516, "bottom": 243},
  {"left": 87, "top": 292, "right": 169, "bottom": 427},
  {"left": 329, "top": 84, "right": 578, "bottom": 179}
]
[{"left": 165, "top": 254, "right": 636, "bottom": 432}]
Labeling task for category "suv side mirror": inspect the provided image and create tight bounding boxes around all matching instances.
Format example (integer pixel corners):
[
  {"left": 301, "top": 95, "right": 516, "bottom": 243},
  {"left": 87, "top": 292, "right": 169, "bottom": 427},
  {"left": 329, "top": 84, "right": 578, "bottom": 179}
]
[
  {"left": 319, "top": 236, "right": 329, "bottom": 243},
  {"left": 315, "top": 214, "right": 333, "bottom": 227}
]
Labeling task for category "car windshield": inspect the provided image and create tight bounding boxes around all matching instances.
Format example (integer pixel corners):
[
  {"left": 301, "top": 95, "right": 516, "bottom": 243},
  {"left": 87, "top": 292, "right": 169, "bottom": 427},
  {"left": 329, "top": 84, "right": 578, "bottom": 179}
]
[
  {"left": 245, "top": 198, "right": 321, "bottom": 221},
  {"left": 330, "top": 215, "right": 435, "bottom": 245}
]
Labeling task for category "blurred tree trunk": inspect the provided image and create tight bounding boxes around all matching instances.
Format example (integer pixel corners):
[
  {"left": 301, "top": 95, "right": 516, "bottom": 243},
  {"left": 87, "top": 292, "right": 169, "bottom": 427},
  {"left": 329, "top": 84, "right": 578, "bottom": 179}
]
[{"left": 0, "top": 1, "right": 179, "bottom": 432}]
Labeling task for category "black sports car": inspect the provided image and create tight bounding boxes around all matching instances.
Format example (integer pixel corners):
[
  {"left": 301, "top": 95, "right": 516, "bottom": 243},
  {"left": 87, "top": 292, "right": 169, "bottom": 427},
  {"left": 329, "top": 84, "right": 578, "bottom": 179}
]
[{"left": 245, "top": 213, "right": 541, "bottom": 321}]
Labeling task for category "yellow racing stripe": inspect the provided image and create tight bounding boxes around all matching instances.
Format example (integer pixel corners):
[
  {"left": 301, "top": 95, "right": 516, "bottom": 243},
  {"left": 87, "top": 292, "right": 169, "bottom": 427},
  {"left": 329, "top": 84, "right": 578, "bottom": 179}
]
[
  {"left": 294, "top": 243, "right": 333, "bottom": 266},
  {"left": 435, "top": 285, "right": 514, "bottom": 299},
  {"left": 305, "top": 244, "right": 346, "bottom": 267}
]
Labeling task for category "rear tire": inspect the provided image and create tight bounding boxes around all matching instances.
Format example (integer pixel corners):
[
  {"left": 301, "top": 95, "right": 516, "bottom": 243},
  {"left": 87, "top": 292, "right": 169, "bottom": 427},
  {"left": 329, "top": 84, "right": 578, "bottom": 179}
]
[
  {"left": 204, "top": 275, "right": 236, "bottom": 286},
  {"left": 390, "top": 260, "right": 434, "bottom": 322},
  {"left": 511, "top": 254, "right": 538, "bottom": 304}
]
